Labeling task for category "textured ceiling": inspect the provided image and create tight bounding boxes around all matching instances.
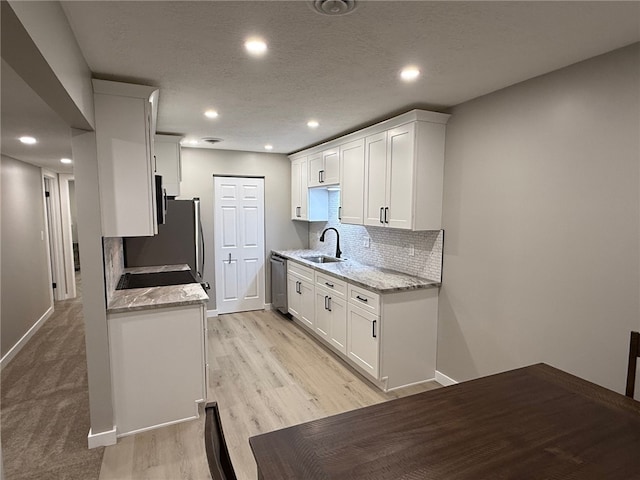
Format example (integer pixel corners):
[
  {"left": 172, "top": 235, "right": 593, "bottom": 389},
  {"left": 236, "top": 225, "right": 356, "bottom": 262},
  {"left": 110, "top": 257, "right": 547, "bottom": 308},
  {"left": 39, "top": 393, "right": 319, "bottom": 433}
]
[
  {"left": 60, "top": 1, "right": 640, "bottom": 154},
  {"left": 1, "top": 59, "right": 74, "bottom": 174},
  {"left": 2, "top": 1, "right": 639, "bottom": 173}
]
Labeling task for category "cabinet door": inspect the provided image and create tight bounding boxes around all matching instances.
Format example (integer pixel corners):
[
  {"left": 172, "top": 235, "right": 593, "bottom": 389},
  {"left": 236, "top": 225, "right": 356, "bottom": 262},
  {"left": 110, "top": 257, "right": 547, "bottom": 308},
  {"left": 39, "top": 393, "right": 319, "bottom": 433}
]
[
  {"left": 287, "top": 274, "right": 302, "bottom": 317},
  {"left": 154, "top": 135, "right": 182, "bottom": 197},
  {"left": 339, "top": 139, "right": 365, "bottom": 225},
  {"left": 315, "top": 290, "right": 331, "bottom": 341},
  {"left": 288, "top": 274, "right": 314, "bottom": 328},
  {"left": 322, "top": 148, "right": 340, "bottom": 185},
  {"left": 299, "top": 279, "right": 315, "bottom": 328},
  {"left": 291, "top": 158, "right": 308, "bottom": 220},
  {"left": 95, "top": 93, "right": 157, "bottom": 237},
  {"left": 346, "top": 304, "right": 379, "bottom": 379},
  {"left": 328, "top": 295, "right": 347, "bottom": 355},
  {"left": 363, "top": 132, "right": 388, "bottom": 227},
  {"left": 386, "top": 124, "right": 415, "bottom": 229},
  {"left": 308, "top": 152, "right": 324, "bottom": 188}
]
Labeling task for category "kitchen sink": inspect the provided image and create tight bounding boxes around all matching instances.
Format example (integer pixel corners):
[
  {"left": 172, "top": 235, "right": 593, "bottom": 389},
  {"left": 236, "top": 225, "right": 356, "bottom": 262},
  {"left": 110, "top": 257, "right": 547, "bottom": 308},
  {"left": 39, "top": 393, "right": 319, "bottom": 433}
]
[{"left": 302, "top": 255, "right": 344, "bottom": 264}]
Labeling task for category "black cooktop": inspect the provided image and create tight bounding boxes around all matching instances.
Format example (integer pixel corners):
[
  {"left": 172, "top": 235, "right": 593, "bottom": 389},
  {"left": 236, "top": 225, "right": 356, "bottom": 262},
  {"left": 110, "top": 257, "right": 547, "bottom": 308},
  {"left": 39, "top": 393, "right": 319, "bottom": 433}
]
[{"left": 116, "top": 270, "right": 198, "bottom": 290}]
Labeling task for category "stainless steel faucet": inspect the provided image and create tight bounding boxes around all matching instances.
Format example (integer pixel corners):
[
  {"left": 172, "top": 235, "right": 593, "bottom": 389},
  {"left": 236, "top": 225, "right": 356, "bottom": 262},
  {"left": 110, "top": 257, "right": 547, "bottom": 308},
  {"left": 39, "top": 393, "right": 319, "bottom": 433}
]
[{"left": 320, "top": 227, "right": 342, "bottom": 258}]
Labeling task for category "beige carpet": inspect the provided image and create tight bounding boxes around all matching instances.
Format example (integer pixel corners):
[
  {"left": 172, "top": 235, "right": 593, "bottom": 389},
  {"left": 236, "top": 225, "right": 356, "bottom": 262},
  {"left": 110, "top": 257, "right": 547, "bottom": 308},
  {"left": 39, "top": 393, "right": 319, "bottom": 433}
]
[{"left": 1, "top": 279, "right": 104, "bottom": 479}]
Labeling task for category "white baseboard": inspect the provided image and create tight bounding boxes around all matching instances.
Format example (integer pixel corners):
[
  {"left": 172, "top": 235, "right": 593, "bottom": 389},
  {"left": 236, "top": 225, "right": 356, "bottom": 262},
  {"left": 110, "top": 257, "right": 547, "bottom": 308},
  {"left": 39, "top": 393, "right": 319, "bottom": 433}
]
[
  {"left": 1, "top": 304, "right": 54, "bottom": 369},
  {"left": 435, "top": 370, "right": 458, "bottom": 386},
  {"left": 87, "top": 426, "right": 117, "bottom": 448},
  {"left": 207, "top": 309, "right": 218, "bottom": 318}
]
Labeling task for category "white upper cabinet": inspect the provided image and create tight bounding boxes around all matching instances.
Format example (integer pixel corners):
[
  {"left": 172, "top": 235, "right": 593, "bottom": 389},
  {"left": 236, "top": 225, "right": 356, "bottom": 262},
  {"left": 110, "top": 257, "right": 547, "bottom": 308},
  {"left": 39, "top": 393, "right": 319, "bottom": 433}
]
[
  {"left": 363, "top": 132, "right": 388, "bottom": 226},
  {"left": 364, "top": 124, "right": 415, "bottom": 229},
  {"left": 93, "top": 79, "right": 159, "bottom": 237},
  {"left": 308, "top": 148, "right": 339, "bottom": 187},
  {"left": 291, "top": 155, "right": 328, "bottom": 221},
  {"left": 364, "top": 120, "right": 447, "bottom": 230},
  {"left": 291, "top": 109, "right": 449, "bottom": 231},
  {"left": 291, "top": 156, "right": 308, "bottom": 220},
  {"left": 154, "top": 134, "right": 183, "bottom": 197},
  {"left": 339, "top": 138, "right": 365, "bottom": 225}
]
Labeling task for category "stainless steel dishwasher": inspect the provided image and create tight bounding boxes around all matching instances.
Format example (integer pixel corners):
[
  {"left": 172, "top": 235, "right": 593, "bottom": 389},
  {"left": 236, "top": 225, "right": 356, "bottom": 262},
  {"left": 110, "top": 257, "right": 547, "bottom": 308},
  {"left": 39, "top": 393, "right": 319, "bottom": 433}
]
[{"left": 270, "top": 253, "right": 289, "bottom": 316}]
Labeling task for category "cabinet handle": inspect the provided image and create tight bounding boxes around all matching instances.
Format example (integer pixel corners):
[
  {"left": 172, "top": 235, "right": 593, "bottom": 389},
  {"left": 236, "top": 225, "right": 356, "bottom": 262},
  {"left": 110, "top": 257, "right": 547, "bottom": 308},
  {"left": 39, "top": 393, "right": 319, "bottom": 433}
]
[
  {"left": 297, "top": 281, "right": 302, "bottom": 294},
  {"left": 327, "top": 296, "right": 332, "bottom": 312},
  {"left": 154, "top": 155, "right": 157, "bottom": 173},
  {"left": 228, "top": 253, "right": 232, "bottom": 264},
  {"left": 296, "top": 206, "right": 301, "bottom": 217},
  {"left": 384, "top": 207, "right": 389, "bottom": 224},
  {"left": 372, "top": 319, "right": 377, "bottom": 338},
  {"left": 324, "top": 295, "right": 328, "bottom": 310},
  {"left": 379, "top": 207, "right": 384, "bottom": 224},
  {"left": 325, "top": 282, "right": 334, "bottom": 288},
  {"left": 338, "top": 206, "right": 342, "bottom": 221},
  {"left": 355, "top": 295, "right": 368, "bottom": 303},
  {"left": 318, "top": 171, "right": 322, "bottom": 183}
]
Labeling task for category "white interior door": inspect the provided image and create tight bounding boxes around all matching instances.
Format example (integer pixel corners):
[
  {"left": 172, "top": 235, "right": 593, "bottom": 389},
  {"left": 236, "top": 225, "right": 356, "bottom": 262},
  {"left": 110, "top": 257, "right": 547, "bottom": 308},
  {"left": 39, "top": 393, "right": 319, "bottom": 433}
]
[{"left": 214, "top": 176, "right": 265, "bottom": 314}]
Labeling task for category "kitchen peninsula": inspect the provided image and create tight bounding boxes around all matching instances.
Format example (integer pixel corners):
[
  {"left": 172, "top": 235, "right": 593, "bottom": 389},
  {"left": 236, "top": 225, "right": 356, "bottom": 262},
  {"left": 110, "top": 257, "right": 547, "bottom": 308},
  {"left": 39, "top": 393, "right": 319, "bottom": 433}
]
[{"left": 106, "top": 263, "right": 209, "bottom": 438}]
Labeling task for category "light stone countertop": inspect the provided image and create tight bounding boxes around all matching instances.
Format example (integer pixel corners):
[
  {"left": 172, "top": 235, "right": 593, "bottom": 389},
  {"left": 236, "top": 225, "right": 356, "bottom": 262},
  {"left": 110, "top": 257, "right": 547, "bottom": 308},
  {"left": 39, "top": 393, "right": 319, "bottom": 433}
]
[
  {"left": 273, "top": 250, "right": 440, "bottom": 293},
  {"left": 107, "top": 264, "right": 209, "bottom": 314}
]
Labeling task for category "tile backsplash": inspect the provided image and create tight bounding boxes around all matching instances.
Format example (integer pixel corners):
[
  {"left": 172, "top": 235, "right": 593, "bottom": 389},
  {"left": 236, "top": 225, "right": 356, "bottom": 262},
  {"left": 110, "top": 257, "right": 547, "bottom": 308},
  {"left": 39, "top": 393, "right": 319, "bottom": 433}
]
[
  {"left": 309, "top": 191, "right": 443, "bottom": 281},
  {"left": 103, "top": 236, "right": 124, "bottom": 303}
]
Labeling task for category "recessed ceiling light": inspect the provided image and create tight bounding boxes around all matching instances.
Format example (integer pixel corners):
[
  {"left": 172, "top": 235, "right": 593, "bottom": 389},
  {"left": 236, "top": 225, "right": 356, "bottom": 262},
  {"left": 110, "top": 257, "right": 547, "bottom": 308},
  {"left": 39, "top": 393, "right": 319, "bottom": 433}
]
[
  {"left": 204, "top": 109, "right": 219, "bottom": 119},
  {"left": 400, "top": 66, "right": 420, "bottom": 82},
  {"left": 19, "top": 136, "right": 37, "bottom": 145},
  {"left": 245, "top": 38, "right": 267, "bottom": 56},
  {"left": 60, "top": 158, "right": 73, "bottom": 164},
  {"left": 264, "top": 144, "right": 273, "bottom": 151},
  {"left": 307, "top": 120, "right": 319, "bottom": 128},
  {"left": 182, "top": 139, "right": 199, "bottom": 146}
]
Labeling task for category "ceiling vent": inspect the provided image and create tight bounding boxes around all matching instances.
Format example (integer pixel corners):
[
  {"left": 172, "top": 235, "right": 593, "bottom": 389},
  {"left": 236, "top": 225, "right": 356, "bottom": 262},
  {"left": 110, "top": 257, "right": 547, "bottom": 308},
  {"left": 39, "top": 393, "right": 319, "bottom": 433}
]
[
  {"left": 312, "top": 0, "right": 357, "bottom": 16},
  {"left": 201, "top": 137, "right": 223, "bottom": 145}
]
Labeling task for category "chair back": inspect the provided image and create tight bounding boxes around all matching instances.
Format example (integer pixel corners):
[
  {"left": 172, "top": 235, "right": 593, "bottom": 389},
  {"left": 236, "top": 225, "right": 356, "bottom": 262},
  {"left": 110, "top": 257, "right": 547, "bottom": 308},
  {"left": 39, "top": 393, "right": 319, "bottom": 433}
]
[
  {"left": 204, "top": 402, "right": 237, "bottom": 480},
  {"left": 626, "top": 331, "right": 640, "bottom": 398}
]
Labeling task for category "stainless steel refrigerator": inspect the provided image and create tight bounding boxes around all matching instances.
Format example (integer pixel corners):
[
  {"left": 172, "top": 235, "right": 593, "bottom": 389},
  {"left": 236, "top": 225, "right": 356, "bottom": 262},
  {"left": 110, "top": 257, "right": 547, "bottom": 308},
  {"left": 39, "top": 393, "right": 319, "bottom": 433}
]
[{"left": 124, "top": 198, "right": 205, "bottom": 281}]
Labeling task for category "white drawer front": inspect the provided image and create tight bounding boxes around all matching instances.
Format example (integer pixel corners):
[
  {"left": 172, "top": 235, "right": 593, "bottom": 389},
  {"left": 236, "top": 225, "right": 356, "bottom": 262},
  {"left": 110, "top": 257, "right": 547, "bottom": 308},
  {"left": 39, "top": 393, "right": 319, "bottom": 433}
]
[
  {"left": 315, "top": 272, "right": 346, "bottom": 297},
  {"left": 287, "top": 261, "right": 314, "bottom": 282},
  {"left": 348, "top": 284, "right": 380, "bottom": 315}
]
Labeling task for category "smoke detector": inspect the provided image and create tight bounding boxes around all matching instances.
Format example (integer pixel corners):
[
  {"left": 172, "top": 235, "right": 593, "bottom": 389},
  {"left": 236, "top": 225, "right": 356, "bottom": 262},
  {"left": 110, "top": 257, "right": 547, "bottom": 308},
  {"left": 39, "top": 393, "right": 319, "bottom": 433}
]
[
  {"left": 201, "top": 137, "right": 223, "bottom": 145},
  {"left": 312, "top": 0, "right": 357, "bottom": 16}
]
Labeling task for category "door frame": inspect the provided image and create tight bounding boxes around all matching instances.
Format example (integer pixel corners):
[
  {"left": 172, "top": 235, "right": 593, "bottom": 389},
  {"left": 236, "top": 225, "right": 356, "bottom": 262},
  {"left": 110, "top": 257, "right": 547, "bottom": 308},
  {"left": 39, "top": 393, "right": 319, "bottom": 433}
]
[
  {"left": 212, "top": 174, "right": 266, "bottom": 314},
  {"left": 42, "top": 170, "right": 76, "bottom": 300}
]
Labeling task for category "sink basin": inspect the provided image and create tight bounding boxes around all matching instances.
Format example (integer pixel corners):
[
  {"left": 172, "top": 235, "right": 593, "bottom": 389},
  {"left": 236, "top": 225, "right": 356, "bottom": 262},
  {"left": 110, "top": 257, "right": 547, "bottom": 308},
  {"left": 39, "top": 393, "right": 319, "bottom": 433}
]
[{"left": 302, "top": 255, "right": 344, "bottom": 264}]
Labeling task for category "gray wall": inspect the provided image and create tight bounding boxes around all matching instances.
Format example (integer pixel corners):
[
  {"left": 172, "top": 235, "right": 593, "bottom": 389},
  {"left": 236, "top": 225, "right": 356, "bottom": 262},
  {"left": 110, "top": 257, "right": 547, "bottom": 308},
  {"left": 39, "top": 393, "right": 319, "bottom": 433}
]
[
  {"left": 0, "top": 155, "right": 52, "bottom": 358},
  {"left": 439, "top": 43, "right": 640, "bottom": 396},
  {"left": 179, "top": 148, "right": 308, "bottom": 310}
]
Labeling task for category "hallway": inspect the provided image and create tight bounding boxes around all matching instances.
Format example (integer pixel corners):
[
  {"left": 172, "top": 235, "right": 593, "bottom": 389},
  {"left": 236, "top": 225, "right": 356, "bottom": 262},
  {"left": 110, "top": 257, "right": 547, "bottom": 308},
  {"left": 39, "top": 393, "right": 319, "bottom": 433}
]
[{"left": 1, "top": 276, "right": 104, "bottom": 479}]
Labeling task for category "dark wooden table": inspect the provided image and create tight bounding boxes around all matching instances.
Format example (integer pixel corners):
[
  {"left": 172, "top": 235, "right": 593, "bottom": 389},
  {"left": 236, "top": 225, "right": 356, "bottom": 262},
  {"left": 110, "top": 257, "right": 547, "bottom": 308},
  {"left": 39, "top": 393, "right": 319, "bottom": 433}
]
[{"left": 249, "top": 364, "right": 640, "bottom": 479}]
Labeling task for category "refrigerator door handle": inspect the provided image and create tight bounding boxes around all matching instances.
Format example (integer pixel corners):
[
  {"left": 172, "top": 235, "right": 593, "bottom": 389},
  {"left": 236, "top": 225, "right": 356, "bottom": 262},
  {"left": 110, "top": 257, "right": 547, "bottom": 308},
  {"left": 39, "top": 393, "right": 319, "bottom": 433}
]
[{"left": 194, "top": 198, "right": 204, "bottom": 279}]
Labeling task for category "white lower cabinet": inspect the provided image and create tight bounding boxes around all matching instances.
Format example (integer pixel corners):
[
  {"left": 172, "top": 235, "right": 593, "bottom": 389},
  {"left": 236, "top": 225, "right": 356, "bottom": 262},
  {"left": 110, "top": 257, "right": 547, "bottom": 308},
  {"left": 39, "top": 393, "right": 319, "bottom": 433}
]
[
  {"left": 286, "top": 261, "right": 438, "bottom": 391},
  {"left": 346, "top": 303, "right": 379, "bottom": 378},
  {"left": 315, "top": 285, "right": 347, "bottom": 354},
  {"left": 108, "top": 304, "right": 206, "bottom": 437},
  {"left": 287, "top": 263, "right": 315, "bottom": 329}
]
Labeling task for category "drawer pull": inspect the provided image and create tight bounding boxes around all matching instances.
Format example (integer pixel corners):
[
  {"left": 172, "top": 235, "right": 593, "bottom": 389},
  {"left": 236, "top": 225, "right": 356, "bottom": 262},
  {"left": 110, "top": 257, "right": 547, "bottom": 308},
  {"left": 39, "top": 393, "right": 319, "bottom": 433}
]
[
  {"left": 355, "top": 295, "right": 368, "bottom": 303},
  {"left": 325, "top": 282, "right": 334, "bottom": 288}
]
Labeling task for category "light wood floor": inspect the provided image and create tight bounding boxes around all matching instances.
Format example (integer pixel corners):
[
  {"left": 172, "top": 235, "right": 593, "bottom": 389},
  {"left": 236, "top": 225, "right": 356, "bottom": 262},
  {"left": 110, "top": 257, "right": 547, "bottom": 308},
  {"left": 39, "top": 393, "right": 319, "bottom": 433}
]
[{"left": 99, "top": 309, "right": 441, "bottom": 480}]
